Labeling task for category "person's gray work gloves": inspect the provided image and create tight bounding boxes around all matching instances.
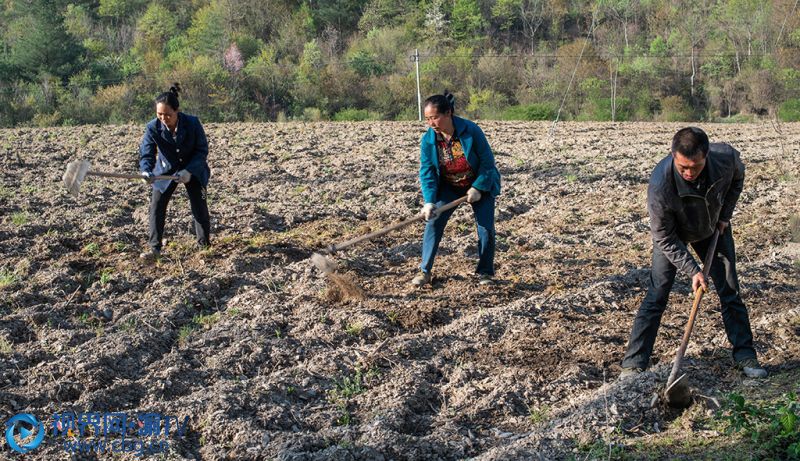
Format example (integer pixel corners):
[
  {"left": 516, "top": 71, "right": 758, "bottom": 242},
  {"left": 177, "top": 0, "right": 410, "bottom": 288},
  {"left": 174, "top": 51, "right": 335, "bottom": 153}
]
[
  {"left": 176, "top": 169, "right": 191, "bottom": 184},
  {"left": 421, "top": 203, "right": 436, "bottom": 221},
  {"left": 466, "top": 187, "right": 482, "bottom": 203}
]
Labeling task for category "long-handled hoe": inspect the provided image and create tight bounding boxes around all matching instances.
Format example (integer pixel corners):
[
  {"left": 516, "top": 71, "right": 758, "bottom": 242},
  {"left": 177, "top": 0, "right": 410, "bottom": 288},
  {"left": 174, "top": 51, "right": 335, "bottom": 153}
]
[
  {"left": 663, "top": 229, "right": 720, "bottom": 408},
  {"left": 63, "top": 160, "right": 178, "bottom": 197},
  {"left": 311, "top": 196, "right": 469, "bottom": 299}
]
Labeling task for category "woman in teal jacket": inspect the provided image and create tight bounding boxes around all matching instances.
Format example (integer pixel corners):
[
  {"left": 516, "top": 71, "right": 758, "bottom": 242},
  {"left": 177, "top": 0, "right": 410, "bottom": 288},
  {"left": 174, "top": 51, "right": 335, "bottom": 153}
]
[{"left": 412, "top": 91, "right": 501, "bottom": 286}]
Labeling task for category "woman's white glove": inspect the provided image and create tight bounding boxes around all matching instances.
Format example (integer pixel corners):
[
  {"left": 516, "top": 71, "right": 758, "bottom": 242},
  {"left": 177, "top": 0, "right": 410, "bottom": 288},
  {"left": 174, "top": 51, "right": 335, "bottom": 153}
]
[
  {"left": 176, "top": 169, "right": 192, "bottom": 184},
  {"left": 466, "top": 187, "right": 482, "bottom": 203},
  {"left": 421, "top": 203, "right": 437, "bottom": 221}
]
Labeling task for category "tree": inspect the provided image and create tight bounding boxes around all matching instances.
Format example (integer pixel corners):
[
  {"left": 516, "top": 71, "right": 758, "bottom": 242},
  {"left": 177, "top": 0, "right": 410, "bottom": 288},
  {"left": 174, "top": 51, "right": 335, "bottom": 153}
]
[
  {"left": 4, "top": 0, "right": 84, "bottom": 79},
  {"left": 451, "top": 0, "right": 486, "bottom": 43}
]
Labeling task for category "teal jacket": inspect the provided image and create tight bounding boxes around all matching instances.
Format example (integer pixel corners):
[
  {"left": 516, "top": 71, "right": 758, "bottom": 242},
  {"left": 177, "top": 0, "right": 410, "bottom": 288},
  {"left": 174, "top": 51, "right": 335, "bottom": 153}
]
[{"left": 419, "top": 116, "right": 501, "bottom": 203}]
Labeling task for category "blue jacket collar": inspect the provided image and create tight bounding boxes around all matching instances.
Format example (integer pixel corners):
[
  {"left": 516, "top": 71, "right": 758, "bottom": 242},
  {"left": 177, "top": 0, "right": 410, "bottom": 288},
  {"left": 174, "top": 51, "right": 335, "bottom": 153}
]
[
  {"left": 158, "top": 112, "right": 184, "bottom": 144},
  {"left": 424, "top": 116, "right": 468, "bottom": 144}
]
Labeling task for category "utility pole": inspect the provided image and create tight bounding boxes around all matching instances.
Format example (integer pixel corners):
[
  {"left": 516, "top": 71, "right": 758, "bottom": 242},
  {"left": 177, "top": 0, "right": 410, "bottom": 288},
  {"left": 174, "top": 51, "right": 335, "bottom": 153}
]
[{"left": 414, "top": 49, "right": 422, "bottom": 121}]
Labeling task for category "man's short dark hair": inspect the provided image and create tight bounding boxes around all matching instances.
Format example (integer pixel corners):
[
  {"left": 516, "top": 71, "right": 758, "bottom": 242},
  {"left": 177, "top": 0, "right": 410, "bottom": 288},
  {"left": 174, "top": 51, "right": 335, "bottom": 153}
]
[{"left": 671, "top": 127, "right": 709, "bottom": 159}]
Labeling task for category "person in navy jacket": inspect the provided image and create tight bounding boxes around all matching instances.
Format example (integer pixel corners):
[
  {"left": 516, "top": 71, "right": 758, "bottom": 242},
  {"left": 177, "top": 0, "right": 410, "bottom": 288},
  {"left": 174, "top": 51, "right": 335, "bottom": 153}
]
[
  {"left": 138, "top": 84, "right": 211, "bottom": 261},
  {"left": 412, "top": 90, "right": 501, "bottom": 287}
]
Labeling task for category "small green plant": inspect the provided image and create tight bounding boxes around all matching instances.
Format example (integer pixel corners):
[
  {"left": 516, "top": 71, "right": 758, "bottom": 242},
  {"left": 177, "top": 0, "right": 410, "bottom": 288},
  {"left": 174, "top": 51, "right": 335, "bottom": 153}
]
[
  {"left": 274, "top": 328, "right": 282, "bottom": 339},
  {"left": 83, "top": 242, "right": 101, "bottom": 257},
  {"left": 328, "top": 368, "right": 370, "bottom": 427},
  {"left": 335, "top": 402, "right": 352, "bottom": 426},
  {"left": 344, "top": 322, "right": 363, "bottom": 336},
  {"left": 0, "top": 268, "right": 16, "bottom": 288},
  {"left": 0, "top": 337, "right": 12, "bottom": 354},
  {"left": 113, "top": 241, "right": 129, "bottom": 253},
  {"left": 527, "top": 403, "right": 550, "bottom": 425},
  {"left": 99, "top": 268, "right": 113, "bottom": 286},
  {"left": 564, "top": 173, "right": 578, "bottom": 183},
  {"left": 11, "top": 212, "right": 27, "bottom": 226},
  {"left": 719, "top": 392, "right": 800, "bottom": 458},
  {"left": 386, "top": 310, "right": 399, "bottom": 324},
  {"left": 120, "top": 317, "right": 137, "bottom": 333},
  {"left": 334, "top": 369, "right": 365, "bottom": 399},
  {"left": 227, "top": 307, "right": 241, "bottom": 318},
  {"left": 193, "top": 312, "right": 220, "bottom": 329},
  {"left": 178, "top": 324, "right": 195, "bottom": 343}
]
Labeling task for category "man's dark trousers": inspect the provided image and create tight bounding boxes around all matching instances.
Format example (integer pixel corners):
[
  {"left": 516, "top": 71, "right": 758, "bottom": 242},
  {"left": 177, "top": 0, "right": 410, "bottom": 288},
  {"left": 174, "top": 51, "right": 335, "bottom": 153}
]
[
  {"left": 148, "top": 178, "right": 211, "bottom": 251},
  {"left": 621, "top": 225, "right": 756, "bottom": 369}
]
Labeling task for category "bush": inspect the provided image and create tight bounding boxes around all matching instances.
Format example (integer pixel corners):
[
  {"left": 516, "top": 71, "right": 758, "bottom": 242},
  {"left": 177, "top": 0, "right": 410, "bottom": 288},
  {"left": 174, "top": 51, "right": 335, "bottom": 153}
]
[
  {"left": 502, "top": 103, "right": 556, "bottom": 121},
  {"left": 720, "top": 392, "right": 800, "bottom": 459},
  {"left": 394, "top": 106, "right": 418, "bottom": 121},
  {"left": 466, "top": 88, "right": 508, "bottom": 119},
  {"left": 659, "top": 95, "right": 692, "bottom": 122},
  {"left": 302, "top": 107, "right": 324, "bottom": 121},
  {"left": 333, "top": 107, "right": 381, "bottom": 121},
  {"left": 778, "top": 99, "right": 800, "bottom": 122}
]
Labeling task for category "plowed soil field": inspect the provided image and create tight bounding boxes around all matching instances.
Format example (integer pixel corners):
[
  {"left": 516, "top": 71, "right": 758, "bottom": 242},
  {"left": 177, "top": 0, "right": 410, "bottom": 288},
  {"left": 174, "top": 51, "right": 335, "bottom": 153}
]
[{"left": 1, "top": 121, "right": 798, "bottom": 460}]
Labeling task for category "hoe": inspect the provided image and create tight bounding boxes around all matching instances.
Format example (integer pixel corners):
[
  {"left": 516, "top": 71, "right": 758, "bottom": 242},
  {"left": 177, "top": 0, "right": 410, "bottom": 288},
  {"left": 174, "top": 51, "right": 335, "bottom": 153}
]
[
  {"left": 663, "top": 229, "right": 720, "bottom": 408},
  {"left": 311, "top": 196, "right": 469, "bottom": 296},
  {"left": 63, "top": 160, "right": 178, "bottom": 197}
]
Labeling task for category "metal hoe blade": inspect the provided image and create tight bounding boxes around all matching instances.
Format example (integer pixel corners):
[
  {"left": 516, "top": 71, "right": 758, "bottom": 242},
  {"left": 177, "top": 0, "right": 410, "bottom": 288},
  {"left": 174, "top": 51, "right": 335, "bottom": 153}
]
[
  {"left": 664, "top": 373, "right": 692, "bottom": 408},
  {"left": 63, "top": 160, "right": 91, "bottom": 197}
]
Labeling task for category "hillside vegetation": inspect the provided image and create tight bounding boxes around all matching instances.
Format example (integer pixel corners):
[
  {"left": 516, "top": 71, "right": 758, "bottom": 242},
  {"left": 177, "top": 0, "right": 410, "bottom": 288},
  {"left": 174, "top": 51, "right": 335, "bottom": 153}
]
[{"left": 2, "top": 0, "right": 800, "bottom": 126}]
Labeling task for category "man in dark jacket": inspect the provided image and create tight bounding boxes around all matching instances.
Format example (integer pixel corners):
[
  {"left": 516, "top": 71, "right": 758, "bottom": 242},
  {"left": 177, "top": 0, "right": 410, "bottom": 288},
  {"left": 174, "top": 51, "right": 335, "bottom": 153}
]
[{"left": 620, "top": 127, "right": 766, "bottom": 379}]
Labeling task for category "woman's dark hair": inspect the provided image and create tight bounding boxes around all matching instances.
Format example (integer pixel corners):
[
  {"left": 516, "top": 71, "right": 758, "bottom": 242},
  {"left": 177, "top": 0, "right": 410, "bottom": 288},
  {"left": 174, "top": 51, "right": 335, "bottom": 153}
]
[
  {"left": 155, "top": 83, "right": 181, "bottom": 110},
  {"left": 671, "top": 126, "right": 709, "bottom": 159},
  {"left": 424, "top": 89, "right": 455, "bottom": 115}
]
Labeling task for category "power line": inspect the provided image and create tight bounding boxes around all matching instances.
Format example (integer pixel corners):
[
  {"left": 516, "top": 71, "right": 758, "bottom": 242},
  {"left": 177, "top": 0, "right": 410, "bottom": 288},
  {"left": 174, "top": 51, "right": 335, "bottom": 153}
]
[{"left": 412, "top": 52, "right": 773, "bottom": 60}]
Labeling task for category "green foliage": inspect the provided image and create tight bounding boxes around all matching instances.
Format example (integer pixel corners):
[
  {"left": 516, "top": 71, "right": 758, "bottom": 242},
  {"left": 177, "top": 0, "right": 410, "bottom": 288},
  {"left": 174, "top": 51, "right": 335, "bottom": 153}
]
[
  {"left": 502, "top": 103, "right": 556, "bottom": 121},
  {"left": 660, "top": 95, "right": 693, "bottom": 122},
  {"left": 0, "top": 268, "right": 16, "bottom": 288},
  {"left": 720, "top": 392, "right": 800, "bottom": 459},
  {"left": 348, "top": 49, "right": 385, "bottom": 77},
  {"left": 0, "top": 0, "right": 799, "bottom": 126},
  {"left": 6, "top": 5, "right": 83, "bottom": 79},
  {"left": 63, "top": 4, "right": 93, "bottom": 41},
  {"left": 492, "top": 0, "right": 522, "bottom": 32},
  {"left": 10, "top": 212, "right": 28, "bottom": 226},
  {"left": 649, "top": 36, "right": 668, "bottom": 56},
  {"left": 333, "top": 107, "right": 381, "bottom": 121},
  {"left": 0, "top": 337, "right": 12, "bottom": 354},
  {"left": 187, "top": 3, "right": 225, "bottom": 56},
  {"left": 97, "top": 268, "right": 113, "bottom": 286},
  {"left": 99, "top": 0, "right": 147, "bottom": 20},
  {"left": 83, "top": 242, "right": 102, "bottom": 257},
  {"left": 136, "top": 3, "right": 178, "bottom": 54},
  {"left": 778, "top": 99, "right": 800, "bottom": 122},
  {"left": 451, "top": 0, "right": 485, "bottom": 42},
  {"left": 467, "top": 88, "right": 508, "bottom": 119}
]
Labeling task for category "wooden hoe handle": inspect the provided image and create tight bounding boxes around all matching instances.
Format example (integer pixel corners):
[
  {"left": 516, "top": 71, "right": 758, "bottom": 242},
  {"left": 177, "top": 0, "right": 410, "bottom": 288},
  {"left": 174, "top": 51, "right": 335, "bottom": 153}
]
[
  {"left": 328, "top": 196, "right": 469, "bottom": 254},
  {"left": 665, "top": 229, "right": 720, "bottom": 388}
]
